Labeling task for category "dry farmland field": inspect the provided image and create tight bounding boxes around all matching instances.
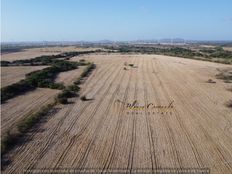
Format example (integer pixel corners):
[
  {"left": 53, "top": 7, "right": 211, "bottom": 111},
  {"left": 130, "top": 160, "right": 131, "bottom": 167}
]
[
  {"left": 1, "top": 66, "right": 49, "bottom": 87},
  {"left": 1, "top": 53, "right": 232, "bottom": 173},
  {"left": 1, "top": 88, "right": 59, "bottom": 136},
  {"left": 55, "top": 66, "right": 86, "bottom": 86},
  {"left": 1, "top": 46, "right": 103, "bottom": 61}
]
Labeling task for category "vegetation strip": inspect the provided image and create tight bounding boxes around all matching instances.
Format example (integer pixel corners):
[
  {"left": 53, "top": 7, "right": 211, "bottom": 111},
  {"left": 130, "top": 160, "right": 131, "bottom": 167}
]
[
  {"left": 56, "top": 63, "right": 96, "bottom": 104},
  {"left": 0, "top": 51, "right": 96, "bottom": 103},
  {"left": 1, "top": 62, "right": 96, "bottom": 156},
  {"left": 0, "top": 50, "right": 101, "bottom": 66},
  {"left": 106, "top": 45, "right": 232, "bottom": 64},
  {"left": 1, "top": 101, "right": 56, "bottom": 155},
  {"left": 1, "top": 60, "right": 78, "bottom": 102}
]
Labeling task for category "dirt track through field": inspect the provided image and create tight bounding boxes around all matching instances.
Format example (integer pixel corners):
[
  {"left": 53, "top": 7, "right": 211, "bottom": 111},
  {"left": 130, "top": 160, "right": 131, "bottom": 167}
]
[{"left": 2, "top": 54, "right": 232, "bottom": 173}]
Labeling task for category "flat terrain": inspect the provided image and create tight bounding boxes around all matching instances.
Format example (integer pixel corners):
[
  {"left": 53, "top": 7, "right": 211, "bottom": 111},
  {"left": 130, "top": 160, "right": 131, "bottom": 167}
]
[
  {"left": 1, "top": 66, "right": 48, "bottom": 88},
  {"left": 1, "top": 46, "right": 103, "bottom": 61},
  {"left": 1, "top": 88, "right": 59, "bottom": 136},
  {"left": 55, "top": 66, "right": 85, "bottom": 86},
  {"left": 2, "top": 54, "right": 232, "bottom": 173},
  {"left": 223, "top": 47, "right": 232, "bottom": 52},
  {"left": 1, "top": 48, "right": 59, "bottom": 61}
]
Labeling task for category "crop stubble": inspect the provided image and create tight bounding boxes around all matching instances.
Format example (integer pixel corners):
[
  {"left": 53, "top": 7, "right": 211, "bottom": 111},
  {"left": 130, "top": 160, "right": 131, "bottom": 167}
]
[{"left": 2, "top": 54, "right": 232, "bottom": 174}]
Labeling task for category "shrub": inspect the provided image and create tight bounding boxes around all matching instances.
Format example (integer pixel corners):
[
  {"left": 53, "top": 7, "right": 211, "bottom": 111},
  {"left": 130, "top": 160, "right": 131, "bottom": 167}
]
[
  {"left": 80, "top": 95, "right": 87, "bottom": 101},
  {"left": 74, "top": 78, "right": 82, "bottom": 85},
  {"left": 1, "top": 61, "right": 10, "bottom": 66},
  {"left": 128, "top": 64, "right": 134, "bottom": 67},
  {"left": 67, "top": 85, "right": 80, "bottom": 92},
  {"left": 56, "top": 97, "right": 68, "bottom": 104},
  {"left": 17, "top": 103, "right": 54, "bottom": 133},
  {"left": 1, "top": 131, "right": 18, "bottom": 155},
  {"left": 56, "top": 89, "right": 76, "bottom": 104},
  {"left": 206, "top": 79, "right": 216, "bottom": 83},
  {"left": 58, "top": 89, "right": 76, "bottom": 98},
  {"left": 1, "top": 80, "right": 35, "bottom": 102},
  {"left": 227, "top": 87, "right": 232, "bottom": 92},
  {"left": 225, "top": 100, "right": 232, "bottom": 108},
  {"left": 1, "top": 102, "right": 55, "bottom": 155},
  {"left": 216, "top": 70, "right": 232, "bottom": 83},
  {"left": 80, "top": 63, "right": 96, "bottom": 78},
  {"left": 49, "top": 83, "right": 65, "bottom": 90}
]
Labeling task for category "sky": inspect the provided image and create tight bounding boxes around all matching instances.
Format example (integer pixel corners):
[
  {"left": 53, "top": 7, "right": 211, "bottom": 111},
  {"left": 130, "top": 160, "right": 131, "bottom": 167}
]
[{"left": 1, "top": 0, "right": 232, "bottom": 42}]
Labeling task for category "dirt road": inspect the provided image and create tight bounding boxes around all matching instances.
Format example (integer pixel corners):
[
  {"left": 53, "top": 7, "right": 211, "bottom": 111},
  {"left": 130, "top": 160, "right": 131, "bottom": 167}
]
[{"left": 2, "top": 54, "right": 232, "bottom": 173}]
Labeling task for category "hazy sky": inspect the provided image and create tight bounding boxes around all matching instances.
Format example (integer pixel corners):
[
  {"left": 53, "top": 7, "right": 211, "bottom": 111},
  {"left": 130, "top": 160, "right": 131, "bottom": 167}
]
[{"left": 1, "top": 0, "right": 232, "bottom": 42}]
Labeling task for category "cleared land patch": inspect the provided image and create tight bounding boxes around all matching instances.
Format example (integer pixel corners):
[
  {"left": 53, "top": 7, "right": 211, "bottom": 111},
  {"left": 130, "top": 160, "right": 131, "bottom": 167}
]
[
  {"left": 1, "top": 66, "right": 48, "bottom": 88},
  {"left": 55, "top": 66, "right": 85, "bottom": 86},
  {"left": 1, "top": 46, "right": 104, "bottom": 61},
  {"left": 2, "top": 54, "right": 232, "bottom": 173}
]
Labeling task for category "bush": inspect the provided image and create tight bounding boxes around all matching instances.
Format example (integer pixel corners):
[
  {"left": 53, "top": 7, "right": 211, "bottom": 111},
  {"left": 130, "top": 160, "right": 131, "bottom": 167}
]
[
  {"left": 56, "top": 89, "right": 76, "bottom": 104},
  {"left": 58, "top": 89, "right": 76, "bottom": 98},
  {"left": 56, "top": 97, "right": 68, "bottom": 104},
  {"left": 1, "top": 80, "right": 35, "bottom": 102},
  {"left": 216, "top": 70, "right": 232, "bottom": 83},
  {"left": 225, "top": 100, "right": 232, "bottom": 108},
  {"left": 1, "top": 61, "right": 10, "bottom": 66},
  {"left": 206, "top": 79, "right": 216, "bottom": 83},
  {"left": 17, "top": 103, "right": 54, "bottom": 133},
  {"left": 1, "top": 131, "right": 19, "bottom": 155},
  {"left": 80, "top": 63, "right": 96, "bottom": 78},
  {"left": 80, "top": 95, "right": 87, "bottom": 101},
  {"left": 67, "top": 85, "right": 80, "bottom": 92},
  {"left": 49, "top": 83, "right": 65, "bottom": 90},
  {"left": 74, "top": 78, "right": 82, "bottom": 85}
]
